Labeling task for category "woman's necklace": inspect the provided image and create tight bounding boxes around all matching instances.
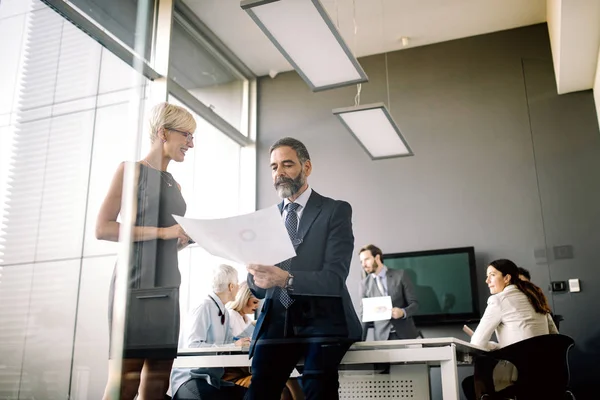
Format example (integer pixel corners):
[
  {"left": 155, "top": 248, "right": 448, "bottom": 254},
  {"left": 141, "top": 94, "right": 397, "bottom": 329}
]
[{"left": 143, "top": 159, "right": 173, "bottom": 187}]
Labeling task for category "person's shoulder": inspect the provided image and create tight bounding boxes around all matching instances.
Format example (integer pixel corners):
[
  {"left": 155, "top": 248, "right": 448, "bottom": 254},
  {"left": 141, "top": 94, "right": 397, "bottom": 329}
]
[
  {"left": 488, "top": 288, "right": 520, "bottom": 312},
  {"left": 312, "top": 191, "right": 350, "bottom": 207},
  {"left": 497, "top": 285, "right": 521, "bottom": 301},
  {"left": 191, "top": 297, "right": 213, "bottom": 314},
  {"left": 226, "top": 308, "right": 238, "bottom": 317},
  {"left": 112, "top": 160, "right": 130, "bottom": 176},
  {"left": 501, "top": 285, "right": 532, "bottom": 307},
  {"left": 487, "top": 292, "right": 503, "bottom": 306},
  {"left": 309, "top": 192, "right": 352, "bottom": 218},
  {"left": 330, "top": 199, "right": 353, "bottom": 214}
]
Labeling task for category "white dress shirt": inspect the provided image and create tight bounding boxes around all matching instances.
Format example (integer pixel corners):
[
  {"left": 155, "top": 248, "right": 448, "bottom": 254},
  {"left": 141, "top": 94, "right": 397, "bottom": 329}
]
[
  {"left": 471, "top": 284, "right": 558, "bottom": 350},
  {"left": 171, "top": 293, "right": 236, "bottom": 396},
  {"left": 282, "top": 186, "right": 312, "bottom": 229}
]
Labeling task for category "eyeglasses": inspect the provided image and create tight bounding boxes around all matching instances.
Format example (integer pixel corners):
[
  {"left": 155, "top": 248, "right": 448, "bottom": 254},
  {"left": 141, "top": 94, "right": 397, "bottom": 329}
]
[{"left": 166, "top": 127, "right": 194, "bottom": 143}]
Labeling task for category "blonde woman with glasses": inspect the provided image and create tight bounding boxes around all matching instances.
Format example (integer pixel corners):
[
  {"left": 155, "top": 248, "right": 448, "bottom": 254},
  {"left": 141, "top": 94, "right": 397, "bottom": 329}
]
[{"left": 96, "top": 102, "right": 196, "bottom": 400}]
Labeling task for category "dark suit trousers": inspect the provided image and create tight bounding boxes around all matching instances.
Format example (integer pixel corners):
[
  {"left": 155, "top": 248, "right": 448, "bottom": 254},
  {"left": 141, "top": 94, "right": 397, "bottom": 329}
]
[
  {"left": 244, "top": 340, "right": 350, "bottom": 400},
  {"left": 245, "top": 306, "right": 351, "bottom": 400}
]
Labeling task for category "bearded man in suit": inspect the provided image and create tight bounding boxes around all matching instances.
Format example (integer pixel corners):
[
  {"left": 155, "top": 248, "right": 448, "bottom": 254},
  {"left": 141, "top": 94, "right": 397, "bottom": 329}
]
[
  {"left": 359, "top": 244, "right": 419, "bottom": 340},
  {"left": 245, "top": 137, "right": 362, "bottom": 400}
]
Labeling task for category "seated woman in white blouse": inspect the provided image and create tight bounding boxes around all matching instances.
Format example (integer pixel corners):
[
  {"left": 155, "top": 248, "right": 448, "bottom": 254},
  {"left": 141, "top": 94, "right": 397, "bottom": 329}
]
[{"left": 463, "top": 259, "right": 558, "bottom": 399}]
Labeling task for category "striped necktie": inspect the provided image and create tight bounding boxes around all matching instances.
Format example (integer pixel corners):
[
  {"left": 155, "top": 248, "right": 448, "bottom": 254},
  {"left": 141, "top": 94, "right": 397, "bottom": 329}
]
[{"left": 279, "top": 202, "right": 300, "bottom": 308}]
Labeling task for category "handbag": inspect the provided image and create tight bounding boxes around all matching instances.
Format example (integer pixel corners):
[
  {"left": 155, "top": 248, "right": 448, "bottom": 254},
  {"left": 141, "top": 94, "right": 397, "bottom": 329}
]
[{"left": 125, "top": 286, "right": 180, "bottom": 351}]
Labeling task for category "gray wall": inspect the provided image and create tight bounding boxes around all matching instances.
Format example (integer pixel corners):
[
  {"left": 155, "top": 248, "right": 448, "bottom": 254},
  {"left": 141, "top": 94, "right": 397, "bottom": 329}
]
[{"left": 256, "top": 23, "right": 600, "bottom": 397}]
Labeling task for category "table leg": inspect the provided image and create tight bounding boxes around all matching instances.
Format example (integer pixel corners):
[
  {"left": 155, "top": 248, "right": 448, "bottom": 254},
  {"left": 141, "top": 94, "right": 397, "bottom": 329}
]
[{"left": 440, "top": 344, "right": 459, "bottom": 400}]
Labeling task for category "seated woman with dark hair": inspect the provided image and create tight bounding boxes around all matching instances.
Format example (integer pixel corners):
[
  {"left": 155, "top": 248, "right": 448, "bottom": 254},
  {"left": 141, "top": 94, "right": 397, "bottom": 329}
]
[{"left": 463, "top": 259, "right": 558, "bottom": 399}]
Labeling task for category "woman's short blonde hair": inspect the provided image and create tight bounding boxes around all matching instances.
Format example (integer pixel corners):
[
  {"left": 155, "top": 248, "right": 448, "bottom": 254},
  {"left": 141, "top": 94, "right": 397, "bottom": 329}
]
[
  {"left": 148, "top": 102, "right": 196, "bottom": 143},
  {"left": 227, "top": 281, "right": 255, "bottom": 313}
]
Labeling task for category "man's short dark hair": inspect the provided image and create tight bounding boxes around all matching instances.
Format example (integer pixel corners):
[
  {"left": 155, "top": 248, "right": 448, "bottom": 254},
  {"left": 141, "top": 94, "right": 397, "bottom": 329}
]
[
  {"left": 518, "top": 267, "right": 531, "bottom": 281},
  {"left": 359, "top": 244, "right": 383, "bottom": 263},
  {"left": 270, "top": 137, "right": 311, "bottom": 164}
]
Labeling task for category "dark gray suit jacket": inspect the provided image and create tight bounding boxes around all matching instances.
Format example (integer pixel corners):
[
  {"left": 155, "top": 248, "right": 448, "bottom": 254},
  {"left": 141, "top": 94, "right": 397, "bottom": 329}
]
[
  {"left": 360, "top": 268, "right": 419, "bottom": 340},
  {"left": 248, "top": 191, "right": 362, "bottom": 355}
]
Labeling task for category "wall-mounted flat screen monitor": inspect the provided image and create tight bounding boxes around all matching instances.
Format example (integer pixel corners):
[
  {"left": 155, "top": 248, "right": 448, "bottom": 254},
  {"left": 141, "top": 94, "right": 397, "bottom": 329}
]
[{"left": 383, "top": 246, "right": 479, "bottom": 325}]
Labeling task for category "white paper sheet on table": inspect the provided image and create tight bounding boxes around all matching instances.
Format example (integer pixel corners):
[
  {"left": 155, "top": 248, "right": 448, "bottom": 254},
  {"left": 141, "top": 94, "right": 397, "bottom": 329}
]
[
  {"left": 173, "top": 204, "right": 295, "bottom": 266},
  {"left": 361, "top": 296, "right": 393, "bottom": 322}
]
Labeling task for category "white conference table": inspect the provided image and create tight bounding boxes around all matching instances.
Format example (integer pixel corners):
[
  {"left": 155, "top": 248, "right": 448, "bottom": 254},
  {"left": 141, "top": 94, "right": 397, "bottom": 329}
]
[{"left": 174, "top": 338, "right": 486, "bottom": 399}]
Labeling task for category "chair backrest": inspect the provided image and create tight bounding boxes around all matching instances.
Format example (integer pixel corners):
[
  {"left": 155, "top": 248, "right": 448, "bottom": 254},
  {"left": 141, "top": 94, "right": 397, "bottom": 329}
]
[
  {"left": 552, "top": 313, "right": 564, "bottom": 330},
  {"left": 490, "top": 334, "right": 574, "bottom": 397}
]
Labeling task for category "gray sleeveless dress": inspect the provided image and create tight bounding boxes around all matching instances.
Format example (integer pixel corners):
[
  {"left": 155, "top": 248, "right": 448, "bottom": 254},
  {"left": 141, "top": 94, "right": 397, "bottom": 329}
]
[{"left": 108, "top": 163, "right": 187, "bottom": 359}]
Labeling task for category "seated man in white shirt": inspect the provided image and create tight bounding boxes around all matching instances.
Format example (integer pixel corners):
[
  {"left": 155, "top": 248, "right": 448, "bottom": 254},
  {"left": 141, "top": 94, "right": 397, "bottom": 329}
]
[{"left": 170, "top": 264, "right": 250, "bottom": 400}]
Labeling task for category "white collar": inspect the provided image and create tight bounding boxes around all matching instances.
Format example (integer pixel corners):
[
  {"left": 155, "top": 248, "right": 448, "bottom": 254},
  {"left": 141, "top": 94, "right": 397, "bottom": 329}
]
[
  {"left": 208, "top": 292, "right": 225, "bottom": 310},
  {"left": 502, "top": 284, "right": 518, "bottom": 293},
  {"left": 283, "top": 186, "right": 312, "bottom": 211},
  {"left": 375, "top": 265, "right": 388, "bottom": 279}
]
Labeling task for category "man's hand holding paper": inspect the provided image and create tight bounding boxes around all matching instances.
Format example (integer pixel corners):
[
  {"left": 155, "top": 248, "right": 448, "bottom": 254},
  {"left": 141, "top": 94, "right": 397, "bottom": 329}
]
[
  {"left": 247, "top": 264, "right": 288, "bottom": 289},
  {"left": 361, "top": 296, "right": 393, "bottom": 322}
]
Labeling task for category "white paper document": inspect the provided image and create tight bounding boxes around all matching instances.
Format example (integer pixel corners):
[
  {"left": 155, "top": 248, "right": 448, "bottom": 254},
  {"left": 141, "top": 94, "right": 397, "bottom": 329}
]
[
  {"left": 173, "top": 205, "right": 295, "bottom": 266},
  {"left": 361, "top": 296, "right": 393, "bottom": 322}
]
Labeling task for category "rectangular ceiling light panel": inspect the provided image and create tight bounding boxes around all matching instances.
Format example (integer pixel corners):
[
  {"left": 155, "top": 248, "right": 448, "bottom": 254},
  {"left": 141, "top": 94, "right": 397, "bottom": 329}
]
[
  {"left": 333, "top": 103, "right": 413, "bottom": 160},
  {"left": 241, "top": 0, "right": 368, "bottom": 91}
]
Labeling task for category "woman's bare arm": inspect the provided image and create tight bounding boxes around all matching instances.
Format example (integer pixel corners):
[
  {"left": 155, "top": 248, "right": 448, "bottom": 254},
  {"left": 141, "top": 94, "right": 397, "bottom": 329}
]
[{"left": 95, "top": 162, "right": 188, "bottom": 242}]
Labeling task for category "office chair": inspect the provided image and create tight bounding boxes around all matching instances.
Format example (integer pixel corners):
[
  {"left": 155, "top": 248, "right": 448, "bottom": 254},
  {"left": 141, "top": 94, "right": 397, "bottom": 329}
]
[
  {"left": 553, "top": 313, "right": 564, "bottom": 330},
  {"left": 477, "top": 334, "right": 575, "bottom": 400}
]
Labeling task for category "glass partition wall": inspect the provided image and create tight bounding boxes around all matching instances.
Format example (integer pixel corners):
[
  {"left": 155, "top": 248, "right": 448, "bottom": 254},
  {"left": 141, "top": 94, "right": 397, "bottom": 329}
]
[{"left": 0, "top": 0, "right": 256, "bottom": 398}]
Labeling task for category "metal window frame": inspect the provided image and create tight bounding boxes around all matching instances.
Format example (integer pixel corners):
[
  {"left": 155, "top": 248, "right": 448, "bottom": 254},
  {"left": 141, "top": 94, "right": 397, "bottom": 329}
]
[
  {"left": 168, "top": 80, "right": 252, "bottom": 147},
  {"left": 171, "top": 0, "right": 257, "bottom": 139},
  {"left": 174, "top": 0, "right": 255, "bottom": 81},
  {"left": 41, "top": 0, "right": 256, "bottom": 147},
  {"left": 41, "top": 0, "right": 161, "bottom": 80}
]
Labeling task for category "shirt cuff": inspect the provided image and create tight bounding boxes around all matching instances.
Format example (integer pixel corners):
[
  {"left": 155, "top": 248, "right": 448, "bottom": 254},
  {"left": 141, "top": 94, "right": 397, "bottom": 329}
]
[{"left": 401, "top": 308, "right": 407, "bottom": 319}]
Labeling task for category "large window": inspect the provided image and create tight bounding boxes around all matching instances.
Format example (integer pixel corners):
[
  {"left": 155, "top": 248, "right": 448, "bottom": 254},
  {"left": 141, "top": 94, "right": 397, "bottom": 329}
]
[
  {"left": 63, "top": 0, "right": 155, "bottom": 60},
  {"left": 170, "top": 17, "right": 247, "bottom": 133},
  {"left": 0, "top": 1, "right": 151, "bottom": 397},
  {"left": 0, "top": 0, "right": 256, "bottom": 398}
]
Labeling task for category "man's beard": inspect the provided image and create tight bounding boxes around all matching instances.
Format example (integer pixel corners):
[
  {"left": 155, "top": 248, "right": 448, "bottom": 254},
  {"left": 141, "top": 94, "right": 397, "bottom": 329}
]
[{"left": 274, "top": 171, "right": 305, "bottom": 199}]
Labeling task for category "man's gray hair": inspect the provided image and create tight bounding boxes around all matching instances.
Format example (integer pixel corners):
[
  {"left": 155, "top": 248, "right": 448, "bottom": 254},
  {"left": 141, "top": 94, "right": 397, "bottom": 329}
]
[
  {"left": 269, "top": 137, "right": 311, "bottom": 164},
  {"left": 212, "top": 264, "right": 239, "bottom": 293}
]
